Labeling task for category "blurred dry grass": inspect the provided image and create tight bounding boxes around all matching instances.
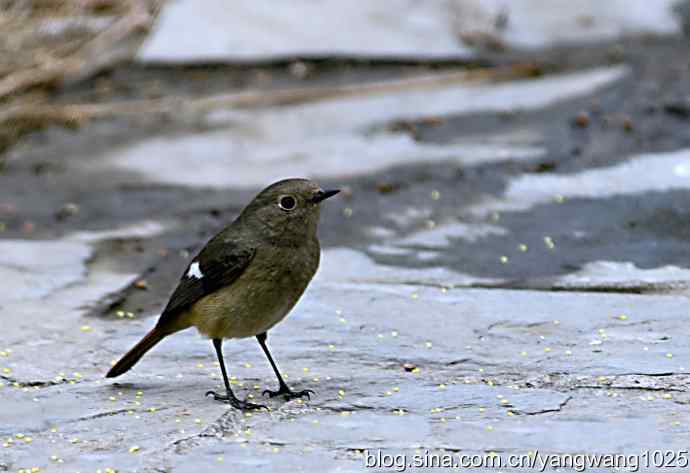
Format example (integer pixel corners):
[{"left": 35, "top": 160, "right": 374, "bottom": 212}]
[
  {"left": 0, "top": 0, "right": 160, "bottom": 152},
  {"left": 0, "top": 0, "right": 544, "bottom": 158}
]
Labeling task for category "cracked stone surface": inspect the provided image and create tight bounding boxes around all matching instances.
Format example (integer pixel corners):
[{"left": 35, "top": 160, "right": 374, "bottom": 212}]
[{"left": 3, "top": 3, "right": 690, "bottom": 472}]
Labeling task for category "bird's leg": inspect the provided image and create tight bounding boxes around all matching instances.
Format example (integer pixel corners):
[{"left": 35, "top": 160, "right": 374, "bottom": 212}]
[
  {"left": 257, "top": 332, "right": 314, "bottom": 400},
  {"left": 206, "top": 338, "right": 266, "bottom": 410}
]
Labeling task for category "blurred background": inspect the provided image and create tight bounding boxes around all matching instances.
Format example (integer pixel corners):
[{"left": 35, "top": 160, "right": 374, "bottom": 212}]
[{"left": 2, "top": 1, "right": 690, "bottom": 471}]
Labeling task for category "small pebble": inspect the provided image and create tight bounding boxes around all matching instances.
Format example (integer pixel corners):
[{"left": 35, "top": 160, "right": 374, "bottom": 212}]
[
  {"left": 56, "top": 202, "right": 79, "bottom": 220},
  {"left": 288, "top": 61, "right": 310, "bottom": 78},
  {"left": 622, "top": 117, "right": 634, "bottom": 132},
  {"left": 574, "top": 111, "right": 590, "bottom": 127}
]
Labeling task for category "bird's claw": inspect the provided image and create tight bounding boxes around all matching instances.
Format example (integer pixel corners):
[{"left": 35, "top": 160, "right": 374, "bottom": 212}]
[
  {"left": 206, "top": 390, "right": 267, "bottom": 410},
  {"left": 262, "top": 387, "right": 315, "bottom": 400}
]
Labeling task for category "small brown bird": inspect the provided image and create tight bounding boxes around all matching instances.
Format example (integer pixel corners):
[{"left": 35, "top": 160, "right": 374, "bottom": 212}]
[{"left": 106, "top": 178, "right": 340, "bottom": 410}]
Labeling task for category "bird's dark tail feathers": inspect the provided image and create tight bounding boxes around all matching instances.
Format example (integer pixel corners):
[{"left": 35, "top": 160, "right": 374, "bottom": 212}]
[{"left": 106, "top": 327, "right": 167, "bottom": 378}]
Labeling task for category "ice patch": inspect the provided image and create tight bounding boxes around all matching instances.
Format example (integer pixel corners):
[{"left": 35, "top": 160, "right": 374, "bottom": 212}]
[
  {"left": 474, "top": 0, "right": 680, "bottom": 50},
  {"left": 138, "top": 0, "right": 473, "bottom": 61},
  {"left": 470, "top": 148, "right": 690, "bottom": 216},
  {"left": 138, "top": 0, "right": 680, "bottom": 62},
  {"left": 316, "top": 247, "right": 499, "bottom": 287},
  {"left": 394, "top": 222, "right": 508, "bottom": 248},
  {"left": 67, "top": 221, "right": 167, "bottom": 243},
  {"left": 104, "top": 66, "right": 625, "bottom": 189},
  {"left": 0, "top": 240, "right": 92, "bottom": 302},
  {"left": 0, "top": 221, "right": 167, "bottom": 304},
  {"left": 553, "top": 261, "right": 690, "bottom": 289}
]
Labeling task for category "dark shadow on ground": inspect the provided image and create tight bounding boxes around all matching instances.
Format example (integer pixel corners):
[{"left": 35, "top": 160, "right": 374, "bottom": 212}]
[{"left": 367, "top": 189, "right": 690, "bottom": 281}]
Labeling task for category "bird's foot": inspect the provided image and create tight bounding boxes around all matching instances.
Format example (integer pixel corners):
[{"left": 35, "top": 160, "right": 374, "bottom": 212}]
[
  {"left": 206, "top": 390, "right": 267, "bottom": 410},
  {"left": 262, "top": 386, "right": 314, "bottom": 401}
]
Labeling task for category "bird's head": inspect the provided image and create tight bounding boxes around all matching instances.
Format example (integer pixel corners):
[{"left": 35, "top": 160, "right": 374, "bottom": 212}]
[{"left": 239, "top": 178, "right": 340, "bottom": 242}]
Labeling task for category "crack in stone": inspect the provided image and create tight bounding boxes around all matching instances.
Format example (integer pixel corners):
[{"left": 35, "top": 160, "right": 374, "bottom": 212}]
[
  {"left": 357, "top": 278, "right": 687, "bottom": 295},
  {"left": 168, "top": 407, "right": 267, "bottom": 450},
  {"left": 327, "top": 404, "right": 380, "bottom": 413},
  {"left": 614, "top": 372, "right": 677, "bottom": 377},
  {"left": 514, "top": 395, "right": 572, "bottom": 416},
  {"left": 169, "top": 433, "right": 203, "bottom": 452},
  {"left": 445, "top": 358, "right": 473, "bottom": 366},
  {"left": 469, "top": 281, "right": 686, "bottom": 295},
  {"left": 575, "top": 384, "right": 684, "bottom": 392},
  {"left": 520, "top": 372, "right": 690, "bottom": 393},
  {"left": 74, "top": 408, "right": 134, "bottom": 422},
  {"left": 0, "top": 374, "right": 75, "bottom": 389}
]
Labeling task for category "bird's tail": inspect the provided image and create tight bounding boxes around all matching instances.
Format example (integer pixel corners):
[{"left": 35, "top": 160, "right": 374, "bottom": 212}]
[{"left": 106, "top": 327, "right": 167, "bottom": 378}]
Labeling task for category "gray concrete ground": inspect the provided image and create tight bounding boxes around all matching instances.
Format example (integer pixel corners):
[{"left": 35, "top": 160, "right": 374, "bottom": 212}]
[{"left": 2, "top": 1, "right": 690, "bottom": 472}]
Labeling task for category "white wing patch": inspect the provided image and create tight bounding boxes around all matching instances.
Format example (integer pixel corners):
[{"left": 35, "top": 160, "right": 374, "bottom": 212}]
[{"left": 187, "top": 261, "right": 204, "bottom": 279}]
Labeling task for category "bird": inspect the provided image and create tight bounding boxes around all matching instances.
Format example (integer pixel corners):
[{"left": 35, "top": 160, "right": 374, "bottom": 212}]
[{"left": 106, "top": 178, "right": 340, "bottom": 410}]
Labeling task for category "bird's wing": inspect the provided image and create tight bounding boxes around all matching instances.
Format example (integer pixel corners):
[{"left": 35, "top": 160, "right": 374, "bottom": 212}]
[{"left": 158, "top": 235, "right": 256, "bottom": 321}]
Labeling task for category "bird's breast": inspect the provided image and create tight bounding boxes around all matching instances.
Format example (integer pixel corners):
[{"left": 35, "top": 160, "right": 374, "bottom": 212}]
[{"left": 190, "top": 241, "right": 320, "bottom": 339}]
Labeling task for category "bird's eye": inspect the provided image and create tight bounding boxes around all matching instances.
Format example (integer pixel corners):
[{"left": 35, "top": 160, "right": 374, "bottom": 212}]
[{"left": 278, "top": 195, "right": 297, "bottom": 211}]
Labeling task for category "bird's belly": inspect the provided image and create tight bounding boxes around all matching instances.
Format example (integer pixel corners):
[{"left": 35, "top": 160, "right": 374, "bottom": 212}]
[{"left": 188, "top": 271, "right": 306, "bottom": 339}]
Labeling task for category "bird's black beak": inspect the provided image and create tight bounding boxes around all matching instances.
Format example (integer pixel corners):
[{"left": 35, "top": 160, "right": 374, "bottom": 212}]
[{"left": 312, "top": 189, "right": 340, "bottom": 203}]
